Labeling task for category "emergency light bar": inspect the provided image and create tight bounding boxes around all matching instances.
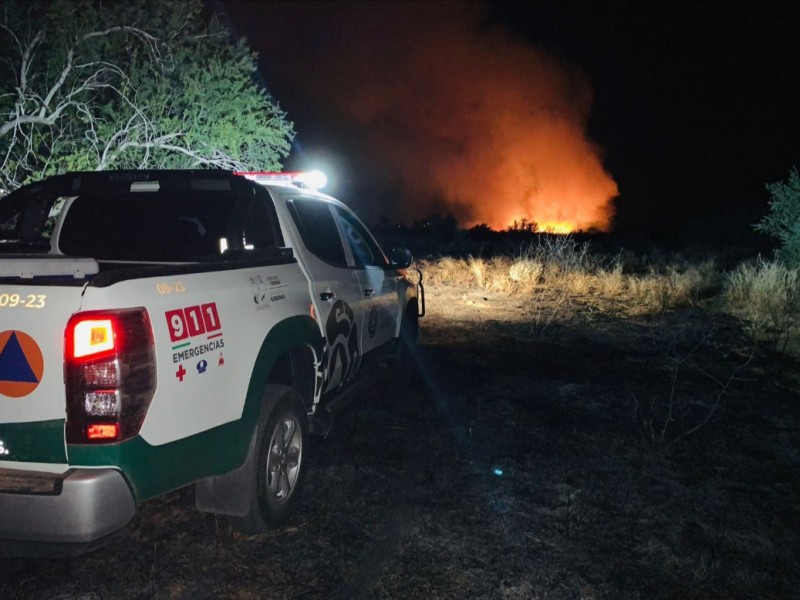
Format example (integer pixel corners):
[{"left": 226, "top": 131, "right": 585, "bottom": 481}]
[{"left": 235, "top": 170, "right": 328, "bottom": 190}]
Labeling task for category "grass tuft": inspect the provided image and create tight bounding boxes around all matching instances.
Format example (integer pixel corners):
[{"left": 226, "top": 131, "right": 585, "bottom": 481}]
[{"left": 724, "top": 257, "right": 800, "bottom": 354}]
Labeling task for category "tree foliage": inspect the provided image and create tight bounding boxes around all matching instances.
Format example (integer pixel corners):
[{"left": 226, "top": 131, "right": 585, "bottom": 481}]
[
  {"left": 754, "top": 168, "right": 800, "bottom": 266},
  {"left": 0, "top": 0, "right": 294, "bottom": 190}
]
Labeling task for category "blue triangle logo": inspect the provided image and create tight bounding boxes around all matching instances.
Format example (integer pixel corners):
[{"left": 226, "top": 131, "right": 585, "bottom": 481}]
[{"left": 0, "top": 332, "right": 39, "bottom": 383}]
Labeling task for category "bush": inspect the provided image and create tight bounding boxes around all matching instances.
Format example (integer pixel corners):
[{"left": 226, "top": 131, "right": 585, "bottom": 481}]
[
  {"left": 754, "top": 167, "right": 800, "bottom": 266},
  {"left": 725, "top": 257, "right": 800, "bottom": 353}
]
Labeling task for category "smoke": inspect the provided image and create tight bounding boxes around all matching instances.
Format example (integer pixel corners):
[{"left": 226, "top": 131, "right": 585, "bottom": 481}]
[{"left": 250, "top": 1, "right": 617, "bottom": 231}]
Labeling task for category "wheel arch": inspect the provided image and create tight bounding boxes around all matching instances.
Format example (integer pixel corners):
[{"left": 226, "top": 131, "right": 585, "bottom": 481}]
[
  {"left": 243, "top": 315, "right": 324, "bottom": 421},
  {"left": 266, "top": 344, "right": 320, "bottom": 414}
]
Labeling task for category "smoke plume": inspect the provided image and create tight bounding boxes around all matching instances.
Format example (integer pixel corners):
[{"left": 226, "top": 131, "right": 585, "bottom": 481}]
[{"left": 250, "top": 1, "right": 617, "bottom": 232}]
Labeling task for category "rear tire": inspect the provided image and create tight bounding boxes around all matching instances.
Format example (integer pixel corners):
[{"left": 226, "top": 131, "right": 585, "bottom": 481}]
[{"left": 228, "top": 389, "right": 308, "bottom": 534}]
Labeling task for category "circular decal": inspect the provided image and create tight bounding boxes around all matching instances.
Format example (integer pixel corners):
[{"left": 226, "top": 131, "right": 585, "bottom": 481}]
[{"left": 0, "top": 330, "right": 45, "bottom": 398}]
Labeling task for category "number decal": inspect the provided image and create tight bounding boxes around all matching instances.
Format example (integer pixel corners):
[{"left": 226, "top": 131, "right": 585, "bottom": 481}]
[
  {"left": 156, "top": 281, "right": 186, "bottom": 295},
  {"left": 165, "top": 309, "right": 188, "bottom": 342},
  {"left": 201, "top": 303, "right": 221, "bottom": 332},
  {"left": 184, "top": 305, "right": 205, "bottom": 336},
  {"left": 165, "top": 302, "right": 222, "bottom": 343},
  {"left": 0, "top": 293, "right": 46, "bottom": 309}
]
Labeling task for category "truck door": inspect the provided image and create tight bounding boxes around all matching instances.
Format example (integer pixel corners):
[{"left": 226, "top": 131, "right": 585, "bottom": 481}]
[
  {"left": 331, "top": 205, "right": 399, "bottom": 360},
  {"left": 285, "top": 198, "right": 364, "bottom": 393}
]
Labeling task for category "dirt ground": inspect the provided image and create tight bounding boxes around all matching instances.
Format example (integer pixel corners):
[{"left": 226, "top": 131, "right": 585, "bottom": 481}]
[{"left": 2, "top": 284, "right": 800, "bottom": 599}]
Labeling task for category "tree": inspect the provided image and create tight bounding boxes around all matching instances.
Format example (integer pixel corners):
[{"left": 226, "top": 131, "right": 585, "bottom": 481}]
[
  {"left": 0, "top": 0, "right": 294, "bottom": 190},
  {"left": 754, "top": 167, "right": 800, "bottom": 266}
]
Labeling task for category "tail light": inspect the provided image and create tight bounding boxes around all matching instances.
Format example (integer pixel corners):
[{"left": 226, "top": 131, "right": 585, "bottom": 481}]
[{"left": 65, "top": 308, "right": 156, "bottom": 444}]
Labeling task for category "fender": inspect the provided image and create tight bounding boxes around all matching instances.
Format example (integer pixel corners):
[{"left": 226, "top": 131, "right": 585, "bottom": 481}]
[{"left": 67, "top": 315, "right": 323, "bottom": 502}]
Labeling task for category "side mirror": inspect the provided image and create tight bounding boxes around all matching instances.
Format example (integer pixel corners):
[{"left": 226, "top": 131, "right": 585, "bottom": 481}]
[{"left": 390, "top": 247, "right": 413, "bottom": 269}]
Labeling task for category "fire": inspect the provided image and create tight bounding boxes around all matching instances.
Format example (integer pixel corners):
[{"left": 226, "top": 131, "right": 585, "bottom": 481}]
[
  {"left": 537, "top": 222, "right": 575, "bottom": 235},
  {"left": 503, "top": 216, "right": 576, "bottom": 234},
  {"left": 250, "top": 2, "right": 618, "bottom": 231}
]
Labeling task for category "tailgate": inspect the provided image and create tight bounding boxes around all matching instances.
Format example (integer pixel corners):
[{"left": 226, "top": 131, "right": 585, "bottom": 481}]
[{"left": 0, "top": 283, "right": 85, "bottom": 466}]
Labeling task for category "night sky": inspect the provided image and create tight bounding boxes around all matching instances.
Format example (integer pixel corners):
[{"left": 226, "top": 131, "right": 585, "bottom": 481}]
[{"left": 220, "top": 1, "right": 800, "bottom": 242}]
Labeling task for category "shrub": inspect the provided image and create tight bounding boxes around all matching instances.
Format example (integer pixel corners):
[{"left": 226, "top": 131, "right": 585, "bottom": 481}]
[
  {"left": 508, "top": 258, "right": 543, "bottom": 284},
  {"left": 754, "top": 167, "right": 800, "bottom": 266},
  {"left": 596, "top": 263, "right": 628, "bottom": 297},
  {"left": 725, "top": 257, "right": 800, "bottom": 353},
  {"left": 626, "top": 261, "right": 718, "bottom": 311}
]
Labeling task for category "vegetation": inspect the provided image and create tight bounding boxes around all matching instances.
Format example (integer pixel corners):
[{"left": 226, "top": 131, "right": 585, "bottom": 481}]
[
  {"left": 754, "top": 167, "right": 800, "bottom": 266},
  {"left": 0, "top": 0, "right": 294, "bottom": 190},
  {"left": 422, "top": 236, "right": 719, "bottom": 313},
  {"left": 725, "top": 256, "right": 800, "bottom": 355},
  {"left": 410, "top": 231, "right": 800, "bottom": 356}
]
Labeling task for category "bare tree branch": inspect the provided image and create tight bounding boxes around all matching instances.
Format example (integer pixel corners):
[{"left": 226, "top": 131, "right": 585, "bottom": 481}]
[{"left": 0, "top": 0, "right": 293, "bottom": 189}]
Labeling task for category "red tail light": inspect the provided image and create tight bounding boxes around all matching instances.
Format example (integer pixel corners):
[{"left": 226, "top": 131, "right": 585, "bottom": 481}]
[
  {"left": 86, "top": 423, "right": 120, "bottom": 440},
  {"left": 65, "top": 309, "right": 156, "bottom": 444}
]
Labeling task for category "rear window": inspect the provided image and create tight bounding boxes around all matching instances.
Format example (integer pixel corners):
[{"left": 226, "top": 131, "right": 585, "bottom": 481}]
[
  {"left": 0, "top": 186, "right": 53, "bottom": 251},
  {"left": 59, "top": 192, "right": 236, "bottom": 261}
]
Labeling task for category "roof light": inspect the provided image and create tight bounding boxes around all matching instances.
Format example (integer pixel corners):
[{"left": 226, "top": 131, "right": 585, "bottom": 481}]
[
  {"left": 235, "top": 170, "right": 328, "bottom": 190},
  {"left": 296, "top": 170, "right": 327, "bottom": 190}
]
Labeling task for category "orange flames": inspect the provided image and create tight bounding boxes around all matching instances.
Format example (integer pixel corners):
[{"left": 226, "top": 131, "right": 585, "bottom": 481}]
[{"left": 250, "top": 2, "right": 618, "bottom": 232}]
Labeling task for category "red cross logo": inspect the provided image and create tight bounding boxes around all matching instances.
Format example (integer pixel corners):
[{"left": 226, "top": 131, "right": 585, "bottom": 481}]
[{"left": 176, "top": 364, "right": 187, "bottom": 382}]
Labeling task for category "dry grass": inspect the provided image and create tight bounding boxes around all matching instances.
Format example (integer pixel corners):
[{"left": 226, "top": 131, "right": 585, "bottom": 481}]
[
  {"left": 629, "top": 261, "right": 720, "bottom": 312},
  {"left": 422, "top": 242, "right": 800, "bottom": 358},
  {"left": 421, "top": 239, "right": 721, "bottom": 319},
  {"left": 724, "top": 257, "right": 800, "bottom": 354}
]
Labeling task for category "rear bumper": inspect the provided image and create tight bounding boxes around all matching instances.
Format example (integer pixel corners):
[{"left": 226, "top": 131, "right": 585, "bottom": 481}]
[{"left": 0, "top": 467, "right": 135, "bottom": 554}]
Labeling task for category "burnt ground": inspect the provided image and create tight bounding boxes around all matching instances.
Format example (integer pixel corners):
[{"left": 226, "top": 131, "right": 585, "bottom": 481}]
[{"left": 2, "top": 285, "right": 800, "bottom": 599}]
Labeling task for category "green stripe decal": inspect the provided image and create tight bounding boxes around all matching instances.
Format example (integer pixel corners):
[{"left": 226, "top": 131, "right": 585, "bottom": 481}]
[
  {"left": 0, "top": 419, "right": 67, "bottom": 463},
  {"left": 68, "top": 315, "right": 323, "bottom": 501}
]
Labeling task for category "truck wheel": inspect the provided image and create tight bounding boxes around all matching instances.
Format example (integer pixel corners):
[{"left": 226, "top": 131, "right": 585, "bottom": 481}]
[{"left": 228, "top": 389, "right": 308, "bottom": 534}]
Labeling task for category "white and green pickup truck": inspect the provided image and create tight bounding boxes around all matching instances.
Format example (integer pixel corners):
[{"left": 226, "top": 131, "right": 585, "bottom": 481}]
[{"left": 0, "top": 169, "right": 423, "bottom": 556}]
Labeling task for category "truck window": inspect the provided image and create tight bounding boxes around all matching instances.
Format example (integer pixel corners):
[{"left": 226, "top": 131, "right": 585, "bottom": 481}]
[
  {"left": 0, "top": 207, "right": 20, "bottom": 235},
  {"left": 242, "top": 198, "right": 277, "bottom": 249},
  {"left": 0, "top": 187, "right": 54, "bottom": 251},
  {"left": 333, "top": 206, "right": 387, "bottom": 267},
  {"left": 59, "top": 192, "right": 236, "bottom": 262},
  {"left": 287, "top": 198, "right": 347, "bottom": 267}
]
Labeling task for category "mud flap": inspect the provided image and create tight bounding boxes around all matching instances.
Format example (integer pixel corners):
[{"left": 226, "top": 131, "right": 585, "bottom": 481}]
[
  {"left": 194, "top": 428, "right": 258, "bottom": 517},
  {"left": 193, "top": 384, "right": 290, "bottom": 517}
]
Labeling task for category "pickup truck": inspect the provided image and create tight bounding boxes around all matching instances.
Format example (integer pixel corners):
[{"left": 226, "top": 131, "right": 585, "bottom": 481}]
[{"left": 0, "top": 169, "right": 423, "bottom": 556}]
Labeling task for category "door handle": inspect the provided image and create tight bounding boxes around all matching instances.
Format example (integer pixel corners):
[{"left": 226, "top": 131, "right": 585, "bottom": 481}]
[
  {"left": 363, "top": 289, "right": 375, "bottom": 297},
  {"left": 319, "top": 291, "right": 336, "bottom": 302}
]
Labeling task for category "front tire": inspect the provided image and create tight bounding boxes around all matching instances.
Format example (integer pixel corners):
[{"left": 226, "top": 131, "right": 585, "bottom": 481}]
[{"left": 228, "top": 389, "right": 308, "bottom": 534}]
